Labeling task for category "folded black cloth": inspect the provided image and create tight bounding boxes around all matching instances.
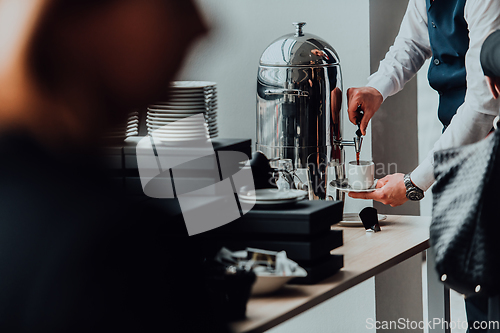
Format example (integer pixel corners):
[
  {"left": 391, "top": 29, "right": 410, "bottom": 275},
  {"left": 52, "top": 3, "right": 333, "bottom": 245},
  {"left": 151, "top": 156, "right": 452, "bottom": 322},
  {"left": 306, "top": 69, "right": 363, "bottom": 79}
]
[{"left": 359, "top": 207, "right": 381, "bottom": 232}]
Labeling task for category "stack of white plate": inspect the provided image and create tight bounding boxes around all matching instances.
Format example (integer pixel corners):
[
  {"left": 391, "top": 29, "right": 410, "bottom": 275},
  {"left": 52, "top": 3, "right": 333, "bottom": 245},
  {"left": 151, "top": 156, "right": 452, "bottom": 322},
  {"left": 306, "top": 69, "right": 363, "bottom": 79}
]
[
  {"left": 239, "top": 189, "right": 307, "bottom": 207},
  {"left": 103, "top": 111, "right": 139, "bottom": 142},
  {"left": 146, "top": 81, "right": 218, "bottom": 141},
  {"left": 147, "top": 114, "right": 209, "bottom": 142}
]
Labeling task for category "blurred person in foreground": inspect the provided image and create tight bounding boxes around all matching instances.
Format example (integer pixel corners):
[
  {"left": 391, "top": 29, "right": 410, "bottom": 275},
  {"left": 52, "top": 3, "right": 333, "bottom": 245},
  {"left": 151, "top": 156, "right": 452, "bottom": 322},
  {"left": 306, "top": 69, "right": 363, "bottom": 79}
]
[{"left": 0, "top": 0, "right": 230, "bottom": 332}]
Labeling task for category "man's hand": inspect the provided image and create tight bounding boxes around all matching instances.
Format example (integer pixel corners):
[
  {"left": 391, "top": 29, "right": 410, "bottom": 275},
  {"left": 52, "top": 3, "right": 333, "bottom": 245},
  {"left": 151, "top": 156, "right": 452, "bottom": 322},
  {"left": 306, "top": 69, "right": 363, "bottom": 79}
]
[
  {"left": 348, "top": 173, "right": 408, "bottom": 207},
  {"left": 347, "top": 87, "right": 383, "bottom": 136}
]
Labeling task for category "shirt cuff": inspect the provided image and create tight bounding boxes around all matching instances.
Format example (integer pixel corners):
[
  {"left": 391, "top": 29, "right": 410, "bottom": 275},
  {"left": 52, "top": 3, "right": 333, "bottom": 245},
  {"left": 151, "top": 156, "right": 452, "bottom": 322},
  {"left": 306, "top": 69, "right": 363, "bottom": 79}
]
[
  {"left": 366, "top": 74, "right": 395, "bottom": 101},
  {"left": 410, "top": 156, "right": 435, "bottom": 192}
]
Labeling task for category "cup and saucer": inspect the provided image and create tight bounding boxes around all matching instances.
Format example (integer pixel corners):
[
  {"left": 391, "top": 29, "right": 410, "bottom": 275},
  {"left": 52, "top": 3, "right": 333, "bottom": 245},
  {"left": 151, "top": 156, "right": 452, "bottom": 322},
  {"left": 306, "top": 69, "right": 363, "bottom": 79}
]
[
  {"left": 330, "top": 160, "right": 378, "bottom": 193},
  {"left": 330, "top": 178, "right": 378, "bottom": 193}
]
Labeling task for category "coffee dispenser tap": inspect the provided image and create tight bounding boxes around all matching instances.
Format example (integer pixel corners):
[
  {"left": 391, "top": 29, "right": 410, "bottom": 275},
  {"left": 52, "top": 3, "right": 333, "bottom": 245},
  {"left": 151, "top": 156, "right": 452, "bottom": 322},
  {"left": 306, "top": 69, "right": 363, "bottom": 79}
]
[
  {"left": 341, "top": 107, "right": 364, "bottom": 158},
  {"left": 339, "top": 136, "right": 363, "bottom": 154},
  {"left": 354, "top": 135, "right": 363, "bottom": 154},
  {"left": 354, "top": 107, "right": 364, "bottom": 155}
]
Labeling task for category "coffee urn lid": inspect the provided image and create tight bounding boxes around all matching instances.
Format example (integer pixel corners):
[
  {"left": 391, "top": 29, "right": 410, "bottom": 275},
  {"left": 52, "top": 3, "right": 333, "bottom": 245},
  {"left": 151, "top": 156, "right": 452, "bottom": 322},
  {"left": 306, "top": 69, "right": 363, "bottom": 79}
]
[{"left": 259, "top": 22, "right": 340, "bottom": 67}]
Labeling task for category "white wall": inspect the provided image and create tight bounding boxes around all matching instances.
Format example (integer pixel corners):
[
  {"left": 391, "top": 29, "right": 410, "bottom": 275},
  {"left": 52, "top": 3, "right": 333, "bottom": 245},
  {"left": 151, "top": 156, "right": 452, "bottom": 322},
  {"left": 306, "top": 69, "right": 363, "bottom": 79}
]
[
  {"left": 178, "top": 0, "right": 373, "bottom": 213},
  {"left": 369, "top": 0, "right": 421, "bottom": 216},
  {"left": 417, "top": 60, "right": 441, "bottom": 216}
]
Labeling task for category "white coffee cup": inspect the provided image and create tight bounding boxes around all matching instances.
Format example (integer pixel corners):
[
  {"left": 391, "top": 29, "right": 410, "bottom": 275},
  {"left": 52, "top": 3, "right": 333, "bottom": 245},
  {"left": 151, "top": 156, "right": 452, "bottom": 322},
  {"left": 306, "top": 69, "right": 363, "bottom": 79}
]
[{"left": 347, "top": 161, "right": 375, "bottom": 190}]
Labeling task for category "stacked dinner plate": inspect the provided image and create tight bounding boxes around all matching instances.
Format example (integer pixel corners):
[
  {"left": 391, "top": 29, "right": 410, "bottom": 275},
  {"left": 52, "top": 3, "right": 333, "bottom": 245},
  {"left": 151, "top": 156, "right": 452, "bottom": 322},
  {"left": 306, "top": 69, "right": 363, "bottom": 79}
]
[
  {"left": 103, "top": 111, "right": 139, "bottom": 142},
  {"left": 147, "top": 113, "right": 210, "bottom": 143},
  {"left": 239, "top": 189, "right": 307, "bottom": 207},
  {"left": 146, "top": 81, "right": 218, "bottom": 142}
]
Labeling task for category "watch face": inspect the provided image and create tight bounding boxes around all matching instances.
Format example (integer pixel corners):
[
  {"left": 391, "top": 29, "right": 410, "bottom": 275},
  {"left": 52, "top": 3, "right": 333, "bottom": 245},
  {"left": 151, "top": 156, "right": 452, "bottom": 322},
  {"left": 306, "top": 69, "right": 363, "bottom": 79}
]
[{"left": 407, "top": 189, "right": 424, "bottom": 201}]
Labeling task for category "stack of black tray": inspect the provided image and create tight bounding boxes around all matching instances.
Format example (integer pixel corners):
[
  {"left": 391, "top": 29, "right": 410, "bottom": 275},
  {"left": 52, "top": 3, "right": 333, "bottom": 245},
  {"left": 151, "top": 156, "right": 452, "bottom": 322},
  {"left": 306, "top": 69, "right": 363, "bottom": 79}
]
[
  {"left": 200, "top": 200, "right": 344, "bottom": 284},
  {"left": 102, "top": 138, "right": 344, "bottom": 284},
  {"left": 102, "top": 137, "right": 252, "bottom": 198}
]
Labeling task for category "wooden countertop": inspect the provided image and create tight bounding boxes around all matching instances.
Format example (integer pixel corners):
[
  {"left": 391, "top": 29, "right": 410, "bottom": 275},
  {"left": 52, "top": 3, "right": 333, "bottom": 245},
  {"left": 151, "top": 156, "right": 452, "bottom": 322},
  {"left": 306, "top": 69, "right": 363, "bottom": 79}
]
[{"left": 230, "top": 215, "right": 431, "bottom": 333}]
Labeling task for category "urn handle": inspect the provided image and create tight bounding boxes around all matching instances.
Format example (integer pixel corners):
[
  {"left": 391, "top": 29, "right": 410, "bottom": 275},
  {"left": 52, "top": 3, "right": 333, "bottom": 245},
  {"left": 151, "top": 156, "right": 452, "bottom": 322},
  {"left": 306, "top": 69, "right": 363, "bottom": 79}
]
[
  {"left": 264, "top": 89, "right": 309, "bottom": 97},
  {"left": 293, "top": 22, "right": 306, "bottom": 37}
]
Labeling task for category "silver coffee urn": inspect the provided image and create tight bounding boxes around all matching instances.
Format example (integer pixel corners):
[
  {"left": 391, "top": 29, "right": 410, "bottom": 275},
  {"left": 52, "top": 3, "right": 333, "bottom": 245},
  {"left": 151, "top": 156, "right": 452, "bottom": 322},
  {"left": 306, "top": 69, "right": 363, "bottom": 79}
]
[{"left": 256, "top": 22, "right": 360, "bottom": 202}]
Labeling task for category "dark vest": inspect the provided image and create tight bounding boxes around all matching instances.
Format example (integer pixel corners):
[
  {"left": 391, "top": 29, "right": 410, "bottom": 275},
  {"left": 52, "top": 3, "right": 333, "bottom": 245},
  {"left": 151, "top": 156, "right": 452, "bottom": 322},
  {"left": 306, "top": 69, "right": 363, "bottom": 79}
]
[{"left": 426, "top": 0, "right": 469, "bottom": 128}]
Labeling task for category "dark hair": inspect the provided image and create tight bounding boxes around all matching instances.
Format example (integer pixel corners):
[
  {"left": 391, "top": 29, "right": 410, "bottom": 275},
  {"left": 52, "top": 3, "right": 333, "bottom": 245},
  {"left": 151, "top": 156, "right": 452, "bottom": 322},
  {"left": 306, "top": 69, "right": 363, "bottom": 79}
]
[{"left": 480, "top": 30, "right": 500, "bottom": 78}]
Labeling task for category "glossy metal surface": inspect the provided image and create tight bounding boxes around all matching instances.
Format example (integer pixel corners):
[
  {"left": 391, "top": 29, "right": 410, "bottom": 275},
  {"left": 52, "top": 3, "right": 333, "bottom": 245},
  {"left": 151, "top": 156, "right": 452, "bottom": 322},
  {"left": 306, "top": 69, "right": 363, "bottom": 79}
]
[
  {"left": 257, "top": 65, "right": 344, "bottom": 166},
  {"left": 256, "top": 23, "right": 346, "bottom": 201},
  {"left": 259, "top": 22, "right": 340, "bottom": 67}
]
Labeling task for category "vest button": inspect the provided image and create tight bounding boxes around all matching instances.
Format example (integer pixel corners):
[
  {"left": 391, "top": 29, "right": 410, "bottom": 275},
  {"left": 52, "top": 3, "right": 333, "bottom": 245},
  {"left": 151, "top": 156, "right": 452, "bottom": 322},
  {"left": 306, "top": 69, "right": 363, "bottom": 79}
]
[
  {"left": 432, "top": 22, "right": 437, "bottom": 28},
  {"left": 434, "top": 58, "right": 440, "bottom": 66}
]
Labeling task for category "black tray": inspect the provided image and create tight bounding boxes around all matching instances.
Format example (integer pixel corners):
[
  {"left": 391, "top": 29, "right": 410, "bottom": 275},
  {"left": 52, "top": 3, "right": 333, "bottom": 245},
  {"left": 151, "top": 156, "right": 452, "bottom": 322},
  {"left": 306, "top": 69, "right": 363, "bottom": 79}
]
[
  {"left": 291, "top": 255, "right": 344, "bottom": 285},
  {"left": 201, "top": 229, "right": 343, "bottom": 262},
  {"left": 212, "top": 200, "right": 343, "bottom": 236}
]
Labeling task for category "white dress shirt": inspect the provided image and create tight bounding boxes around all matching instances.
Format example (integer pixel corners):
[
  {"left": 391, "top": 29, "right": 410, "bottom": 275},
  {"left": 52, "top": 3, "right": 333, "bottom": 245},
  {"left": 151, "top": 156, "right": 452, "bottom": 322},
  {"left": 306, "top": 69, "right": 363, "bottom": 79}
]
[{"left": 366, "top": 0, "right": 500, "bottom": 191}]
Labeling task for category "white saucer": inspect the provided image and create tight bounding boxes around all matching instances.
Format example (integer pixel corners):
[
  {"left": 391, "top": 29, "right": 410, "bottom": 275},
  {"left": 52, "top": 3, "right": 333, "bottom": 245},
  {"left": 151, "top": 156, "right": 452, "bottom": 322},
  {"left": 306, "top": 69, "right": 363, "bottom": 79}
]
[
  {"left": 146, "top": 124, "right": 217, "bottom": 132},
  {"left": 148, "top": 129, "right": 209, "bottom": 136},
  {"left": 146, "top": 119, "right": 211, "bottom": 126},
  {"left": 168, "top": 89, "right": 214, "bottom": 93},
  {"left": 147, "top": 110, "right": 217, "bottom": 117},
  {"left": 239, "top": 188, "right": 307, "bottom": 201},
  {"left": 147, "top": 128, "right": 218, "bottom": 136},
  {"left": 169, "top": 88, "right": 216, "bottom": 93},
  {"left": 148, "top": 131, "right": 208, "bottom": 138},
  {"left": 330, "top": 179, "right": 378, "bottom": 193},
  {"left": 161, "top": 95, "right": 214, "bottom": 101},
  {"left": 153, "top": 98, "right": 216, "bottom": 104},
  {"left": 149, "top": 102, "right": 216, "bottom": 109},
  {"left": 170, "top": 81, "right": 217, "bottom": 89},
  {"left": 147, "top": 108, "right": 210, "bottom": 114},
  {"left": 147, "top": 114, "right": 217, "bottom": 122},
  {"left": 239, "top": 196, "right": 305, "bottom": 207},
  {"left": 338, "top": 213, "right": 388, "bottom": 226},
  {"left": 152, "top": 102, "right": 212, "bottom": 108},
  {"left": 151, "top": 99, "right": 217, "bottom": 105},
  {"left": 146, "top": 125, "right": 216, "bottom": 133},
  {"left": 152, "top": 136, "right": 209, "bottom": 142},
  {"left": 169, "top": 85, "right": 216, "bottom": 90}
]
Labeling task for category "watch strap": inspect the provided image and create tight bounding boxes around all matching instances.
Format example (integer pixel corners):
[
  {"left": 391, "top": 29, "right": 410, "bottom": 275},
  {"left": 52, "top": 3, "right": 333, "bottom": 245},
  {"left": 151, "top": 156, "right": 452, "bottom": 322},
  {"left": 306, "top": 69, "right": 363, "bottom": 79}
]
[{"left": 404, "top": 173, "right": 424, "bottom": 201}]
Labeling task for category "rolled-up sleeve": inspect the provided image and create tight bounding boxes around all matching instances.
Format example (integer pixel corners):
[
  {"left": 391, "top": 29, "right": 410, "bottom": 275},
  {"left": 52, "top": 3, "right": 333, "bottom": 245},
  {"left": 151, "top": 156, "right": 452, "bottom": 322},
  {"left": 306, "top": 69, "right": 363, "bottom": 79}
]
[{"left": 367, "top": 0, "right": 432, "bottom": 100}]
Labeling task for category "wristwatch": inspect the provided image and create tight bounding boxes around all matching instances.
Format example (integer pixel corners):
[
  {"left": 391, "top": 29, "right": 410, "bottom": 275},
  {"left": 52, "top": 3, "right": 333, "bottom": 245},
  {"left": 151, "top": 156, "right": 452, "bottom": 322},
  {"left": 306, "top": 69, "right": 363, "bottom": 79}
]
[{"left": 404, "top": 173, "right": 424, "bottom": 201}]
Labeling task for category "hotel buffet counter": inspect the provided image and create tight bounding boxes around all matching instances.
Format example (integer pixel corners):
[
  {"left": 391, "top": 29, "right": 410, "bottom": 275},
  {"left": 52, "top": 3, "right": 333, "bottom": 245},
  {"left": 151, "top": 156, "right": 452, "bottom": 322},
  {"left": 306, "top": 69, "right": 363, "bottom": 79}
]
[{"left": 231, "top": 215, "right": 433, "bottom": 333}]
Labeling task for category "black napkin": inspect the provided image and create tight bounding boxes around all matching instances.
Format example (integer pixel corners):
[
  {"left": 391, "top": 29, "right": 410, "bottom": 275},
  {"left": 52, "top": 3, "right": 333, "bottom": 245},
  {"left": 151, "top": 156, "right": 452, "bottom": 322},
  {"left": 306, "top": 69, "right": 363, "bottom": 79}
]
[
  {"left": 250, "top": 151, "right": 277, "bottom": 190},
  {"left": 359, "top": 207, "right": 381, "bottom": 232}
]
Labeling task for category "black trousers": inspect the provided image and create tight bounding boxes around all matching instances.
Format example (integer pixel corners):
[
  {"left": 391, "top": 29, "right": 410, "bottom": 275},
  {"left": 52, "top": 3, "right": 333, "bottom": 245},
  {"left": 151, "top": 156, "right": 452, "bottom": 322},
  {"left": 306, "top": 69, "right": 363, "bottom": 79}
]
[{"left": 466, "top": 295, "right": 500, "bottom": 333}]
